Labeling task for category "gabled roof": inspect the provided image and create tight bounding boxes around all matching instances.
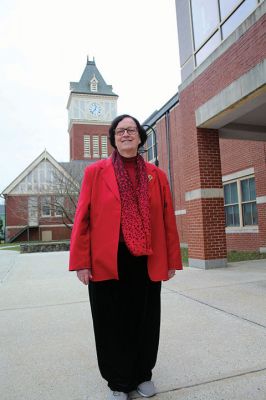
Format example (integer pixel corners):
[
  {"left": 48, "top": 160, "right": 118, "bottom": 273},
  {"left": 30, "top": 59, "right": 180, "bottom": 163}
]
[
  {"left": 69, "top": 57, "right": 117, "bottom": 97},
  {"left": 1, "top": 150, "right": 78, "bottom": 195},
  {"left": 60, "top": 160, "right": 93, "bottom": 184}
]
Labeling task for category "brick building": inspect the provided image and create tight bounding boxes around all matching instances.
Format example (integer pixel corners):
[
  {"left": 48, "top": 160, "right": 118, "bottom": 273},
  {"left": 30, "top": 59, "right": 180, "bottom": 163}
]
[
  {"left": 143, "top": 0, "right": 266, "bottom": 267},
  {"left": 2, "top": 1, "right": 266, "bottom": 265},
  {"left": 0, "top": 204, "right": 5, "bottom": 240},
  {"left": 2, "top": 59, "right": 117, "bottom": 242}
]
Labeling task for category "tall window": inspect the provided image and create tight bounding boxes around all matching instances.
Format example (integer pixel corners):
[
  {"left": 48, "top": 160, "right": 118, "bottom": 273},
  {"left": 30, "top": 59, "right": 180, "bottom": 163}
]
[
  {"left": 224, "top": 182, "right": 240, "bottom": 226},
  {"left": 146, "top": 131, "right": 155, "bottom": 163},
  {"left": 41, "top": 196, "right": 51, "bottom": 217},
  {"left": 55, "top": 196, "right": 64, "bottom": 217},
  {"left": 93, "top": 136, "right": 100, "bottom": 158},
  {"left": 224, "top": 176, "right": 257, "bottom": 227},
  {"left": 84, "top": 135, "right": 91, "bottom": 158},
  {"left": 241, "top": 177, "right": 257, "bottom": 225},
  {"left": 190, "top": 0, "right": 260, "bottom": 66},
  {"left": 221, "top": 0, "right": 258, "bottom": 39},
  {"left": 191, "top": 0, "right": 220, "bottom": 49},
  {"left": 219, "top": 0, "right": 242, "bottom": 19},
  {"left": 101, "top": 135, "right": 108, "bottom": 158}
]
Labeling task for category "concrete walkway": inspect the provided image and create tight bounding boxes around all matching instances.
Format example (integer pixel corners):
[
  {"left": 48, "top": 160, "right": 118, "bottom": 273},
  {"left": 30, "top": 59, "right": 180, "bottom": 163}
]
[{"left": 0, "top": 250, "right": 266, "bottom": 400}]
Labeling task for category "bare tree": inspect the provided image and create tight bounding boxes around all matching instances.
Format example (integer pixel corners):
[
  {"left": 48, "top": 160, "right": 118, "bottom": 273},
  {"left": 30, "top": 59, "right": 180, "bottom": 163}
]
[
  {"left": 0, "top": 217, "right": 3, "bottom": 240},
  {"left": 49, "top": 161, "right": 87, "bottom": 229},
  {"left": 3, "top": 160, "right": 90, "bottom": 241}
]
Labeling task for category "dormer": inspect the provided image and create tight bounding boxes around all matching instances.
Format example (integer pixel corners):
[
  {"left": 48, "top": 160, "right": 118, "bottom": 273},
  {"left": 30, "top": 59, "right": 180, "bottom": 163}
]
[{"left": 90, "top": 74, "right": 98, "bottom": 92}]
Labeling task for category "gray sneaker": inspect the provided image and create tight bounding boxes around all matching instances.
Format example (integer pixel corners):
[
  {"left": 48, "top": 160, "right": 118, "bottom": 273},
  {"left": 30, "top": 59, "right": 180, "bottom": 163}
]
[
  {"left": 108, "top": 391, "right": 128, "bottom": 400},
  {"left": 137, "top": 381, "right": 156, "bottom": 397}
]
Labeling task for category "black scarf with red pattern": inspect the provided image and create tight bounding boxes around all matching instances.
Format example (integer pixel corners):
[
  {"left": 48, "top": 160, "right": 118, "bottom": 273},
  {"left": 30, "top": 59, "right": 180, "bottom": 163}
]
[{"left": 112, "top": 150, "right": 152, "bottom": 256}]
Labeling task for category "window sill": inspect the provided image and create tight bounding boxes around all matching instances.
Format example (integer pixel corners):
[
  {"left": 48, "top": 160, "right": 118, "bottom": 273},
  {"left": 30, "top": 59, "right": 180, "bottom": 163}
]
[{"left": 226, "top": 226, "right": 259, "bottom": 234}]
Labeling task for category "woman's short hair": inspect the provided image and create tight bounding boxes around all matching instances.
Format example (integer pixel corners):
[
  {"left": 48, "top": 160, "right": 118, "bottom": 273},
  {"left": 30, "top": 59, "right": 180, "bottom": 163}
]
[{"left": 108, "top": 114, "right": 147, "bottom": 149}]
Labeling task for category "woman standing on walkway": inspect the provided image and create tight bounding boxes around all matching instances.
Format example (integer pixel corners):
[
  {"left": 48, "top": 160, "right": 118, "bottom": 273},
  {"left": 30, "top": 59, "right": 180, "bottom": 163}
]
[{"left": 69, "top": 114, "right": 182, "bottom": 400}]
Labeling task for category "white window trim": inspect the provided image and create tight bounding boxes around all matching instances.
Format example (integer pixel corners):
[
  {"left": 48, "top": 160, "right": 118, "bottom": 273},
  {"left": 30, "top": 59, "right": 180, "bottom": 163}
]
[
  {"left": 54, "top": 196, "right": 64, "bottom": 217},
  {"left": 41, "top": 196, "right": 52, "bottom": 217},
  {"left": 84, "top": 135, "right": 91, "bottom": 158},
  {"left": 256, "top": 196, "right": 266, "bottom": 204},
  {"left": 222, "top": 167, "right": 254, "bottom": 182},
  {"left": 224, "top": 175, "right": 258, "bottom": 230},
  {"left": 226, "top": 226, "right": 259, "bottom": 234},
  {"left": 92, "top": 135, "right": 100, "bottom": 158},
  {"left": 146, "top": 131, "right": 156, "bottom": 164},
  {"left": 90, "top": 75, "right": 98, "bottom": 92},
  {"left": 101, "top": 135, "right": 108, "bottom": 158}
]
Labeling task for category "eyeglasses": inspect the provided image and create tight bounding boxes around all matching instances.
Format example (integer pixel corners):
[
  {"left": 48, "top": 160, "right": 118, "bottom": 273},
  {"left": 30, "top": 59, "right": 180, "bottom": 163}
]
[{"left": 115, "top": 127, "right": 138, "bottom": 136}]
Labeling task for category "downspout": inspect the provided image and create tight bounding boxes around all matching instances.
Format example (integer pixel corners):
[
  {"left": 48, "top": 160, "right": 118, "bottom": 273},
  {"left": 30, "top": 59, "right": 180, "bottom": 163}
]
[
  {"left": 165, "top": 111, "right": 173, "bottom": 193},
  {"left": 4, "top": 195, "right": 6, "bottom": 242}
]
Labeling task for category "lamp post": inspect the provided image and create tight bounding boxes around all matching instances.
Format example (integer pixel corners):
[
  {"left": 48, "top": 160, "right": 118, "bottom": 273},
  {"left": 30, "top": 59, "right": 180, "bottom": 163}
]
[{"left": 143, "top": 124, "right": 159, "bottom": 167}]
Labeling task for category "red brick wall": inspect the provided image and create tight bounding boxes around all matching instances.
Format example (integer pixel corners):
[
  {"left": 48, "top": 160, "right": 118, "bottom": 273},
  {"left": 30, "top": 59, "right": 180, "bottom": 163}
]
[
  {"left": 186, "top": 198, "right": 227, "bottom": 259},
  {"left": 193, "top": 14, "right": 266, "bottom": 109},
  {"left": 219, "top": 139, "right": 265, "bottom": 175},
  {"left": 6, "top": 196, "right": 28, "bottom": 226},
  {"left": 7, "top": 226, "right": 71, "bottom": 242},
  {"left": 219, "top": 138, "right": 266, "bottom": 251},
  {"left": 11, "top": 227, "right": 39, "bottom": 242},
  {"left": 254, "top": 145, "right": 266, "bottom": 197},
  {"left": 151, "top": 109, "right": 188, "bottom": 245},
  {"left": 170, "top": 106, "right": 187, "bottom": 244},
  {"left": 197, "top": 129, "right": 223, "bottom": 189},
  {"left": 156, "top": 13, "right": 266, "bottom": 256},
  {"left": 70, "top": 123, "right": 112, "bottom": 160},
  {"left": 170, "top": 106, "right": 185, "bottom": 207},
  {"left": 5, "top": 195, "right": 74, "bottom": 242},
  {"left": 49, "top": 226, "right": 71, "bottom": 240},
  {"left": 153, "top": 119, "right": 266, "bottom": 255},
  {"left": 258, "top": 204, "right": 266, "bottom": 249},
  {"left": 226, "top": 233, "right": 259, "bottom": 252},
  {"left": 6, "top": 196, "right": 76, "bottom": 225}
]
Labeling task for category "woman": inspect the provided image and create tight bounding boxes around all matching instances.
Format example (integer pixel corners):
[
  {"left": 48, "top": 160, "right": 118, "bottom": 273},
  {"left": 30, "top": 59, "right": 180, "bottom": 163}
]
[{"left": 69, "top": 114, "right": 182, "bottom": 400}]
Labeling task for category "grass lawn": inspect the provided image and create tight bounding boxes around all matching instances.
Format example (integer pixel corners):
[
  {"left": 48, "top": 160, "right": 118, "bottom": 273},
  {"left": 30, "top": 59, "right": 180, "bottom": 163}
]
[
  {"left": 181, "top": 247, "right": 266, "bottom": 266},
  {"left": 0, "top": 241, "right": 43, "bottom": 252},
  {"left": 0, "top": 242, "right": 20, "bottom": 251},
  {"left": 181, "top": 247, "right": 188, "bottom": 265},
  {"left": 0, "top": 239, "right": 70, "bottom": 250},
  {"left": 227, "top": 250, "right": 266, "bottom": 262}
]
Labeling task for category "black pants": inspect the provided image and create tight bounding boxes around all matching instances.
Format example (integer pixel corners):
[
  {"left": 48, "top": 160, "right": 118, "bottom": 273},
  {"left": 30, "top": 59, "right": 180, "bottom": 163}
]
[{"left": 88, "top": 242, "right": 161, "bottom": 393}]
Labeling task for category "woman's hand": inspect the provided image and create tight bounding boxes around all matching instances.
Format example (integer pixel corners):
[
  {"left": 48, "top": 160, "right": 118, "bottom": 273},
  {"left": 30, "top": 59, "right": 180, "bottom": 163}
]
[
  {"left": 76, "top": 269, "right": 92, "bottom": 285},
  {"left": 168, "top": 269, "right": 176, "bottom": 280}
]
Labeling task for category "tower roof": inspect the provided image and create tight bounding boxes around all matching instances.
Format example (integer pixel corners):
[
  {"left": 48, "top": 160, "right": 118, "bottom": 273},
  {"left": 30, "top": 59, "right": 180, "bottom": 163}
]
[{"left": 69, "top": 57, "right": 117, "bottom": 96}]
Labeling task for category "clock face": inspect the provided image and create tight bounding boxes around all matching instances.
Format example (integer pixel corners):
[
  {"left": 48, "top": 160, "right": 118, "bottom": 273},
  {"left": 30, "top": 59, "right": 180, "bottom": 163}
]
[{"left": 89, "top": 102, "right": 101, "bottom": 116}]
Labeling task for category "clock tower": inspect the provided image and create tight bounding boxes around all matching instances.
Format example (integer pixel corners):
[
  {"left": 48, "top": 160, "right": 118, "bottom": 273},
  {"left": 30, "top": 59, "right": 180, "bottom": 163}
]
[{"left": 67, "top": 57, "right": 118, "bottom": 161}]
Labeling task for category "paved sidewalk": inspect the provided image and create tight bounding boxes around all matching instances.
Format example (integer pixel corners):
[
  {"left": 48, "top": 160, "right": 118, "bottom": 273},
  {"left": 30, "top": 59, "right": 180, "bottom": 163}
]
[{"left": 0, "top": 250, "right": 266, "bottom": 400}]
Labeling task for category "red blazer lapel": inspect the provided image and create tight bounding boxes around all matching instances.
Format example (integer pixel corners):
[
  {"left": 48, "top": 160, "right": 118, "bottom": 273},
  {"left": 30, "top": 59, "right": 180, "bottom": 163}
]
[
  {"left": 146, "top": 163, "right": 157, "bottom": 190},
  {"left": 101, "top": 157, "right": 120, "bottom": 202}
]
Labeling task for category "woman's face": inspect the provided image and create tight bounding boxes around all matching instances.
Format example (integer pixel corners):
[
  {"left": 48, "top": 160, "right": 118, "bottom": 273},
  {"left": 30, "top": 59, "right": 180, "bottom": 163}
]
[{"left": 114, "top": 117, "right": 141, "bottom": 157}]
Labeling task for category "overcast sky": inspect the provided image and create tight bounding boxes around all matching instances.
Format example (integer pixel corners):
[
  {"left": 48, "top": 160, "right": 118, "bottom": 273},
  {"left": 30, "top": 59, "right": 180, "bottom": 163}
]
[{"left": 0, "top": 0, "right": 181, "bottom": 196}]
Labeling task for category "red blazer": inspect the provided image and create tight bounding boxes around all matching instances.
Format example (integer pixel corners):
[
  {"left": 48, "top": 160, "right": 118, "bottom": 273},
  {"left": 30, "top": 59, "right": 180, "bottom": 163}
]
[{"left": 69, "top": 157, "right": 182, "bottom": 281}]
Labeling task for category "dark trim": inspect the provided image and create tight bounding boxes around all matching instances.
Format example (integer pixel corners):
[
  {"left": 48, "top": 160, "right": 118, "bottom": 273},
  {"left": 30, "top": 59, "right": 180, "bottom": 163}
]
[
  {"left": 165, "top": 111, "right": 173, "bottom": 192},
  {"left": 70, "top": 91, "right": 118, "bottom": 97},
  {"left": 143, "top": 92, "right": 179, "bottom": 126}
]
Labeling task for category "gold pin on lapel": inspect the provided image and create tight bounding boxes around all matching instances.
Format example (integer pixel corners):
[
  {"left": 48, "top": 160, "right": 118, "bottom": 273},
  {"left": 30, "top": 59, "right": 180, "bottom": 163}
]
[{"left": 148, "top": 174, "right": 153, "bottom": 182}]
